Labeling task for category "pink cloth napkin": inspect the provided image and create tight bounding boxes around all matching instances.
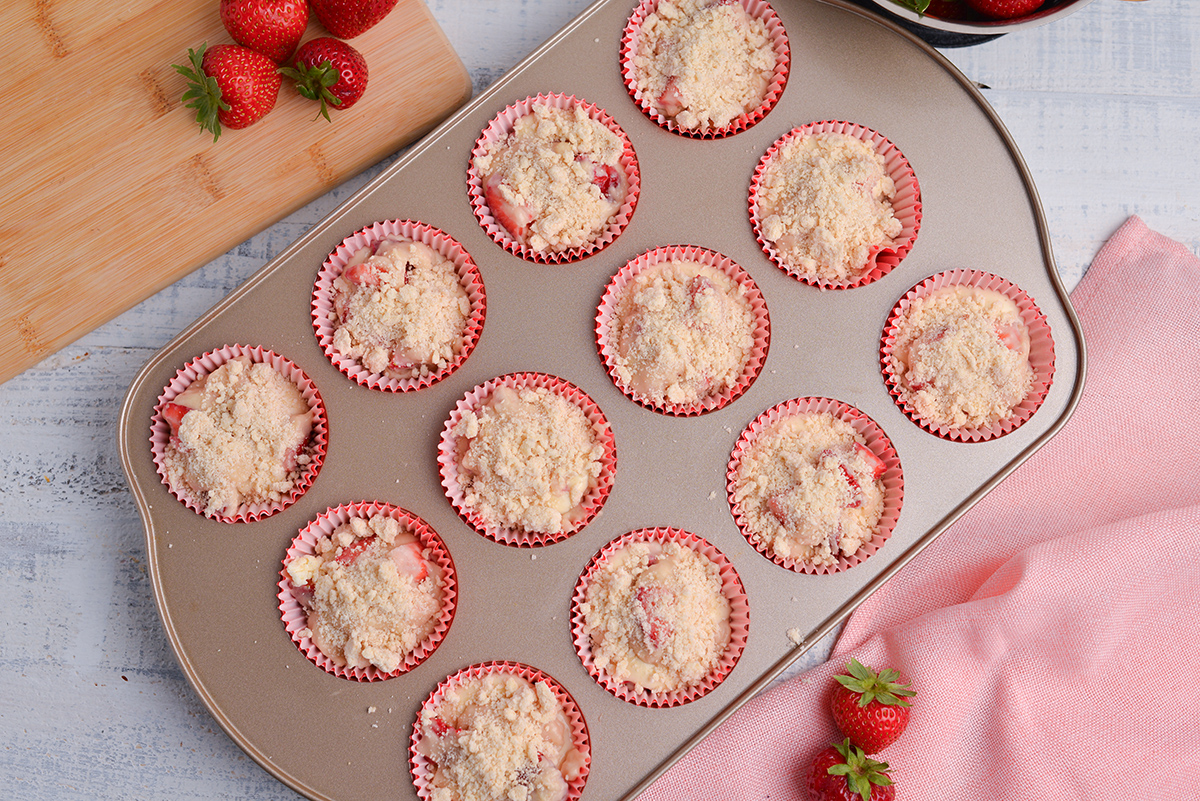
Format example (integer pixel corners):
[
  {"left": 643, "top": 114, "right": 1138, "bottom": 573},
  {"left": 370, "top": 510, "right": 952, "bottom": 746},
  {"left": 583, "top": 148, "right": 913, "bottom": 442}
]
[{"left": 639, "top": 216, "right": 1200, "bottom": 800}]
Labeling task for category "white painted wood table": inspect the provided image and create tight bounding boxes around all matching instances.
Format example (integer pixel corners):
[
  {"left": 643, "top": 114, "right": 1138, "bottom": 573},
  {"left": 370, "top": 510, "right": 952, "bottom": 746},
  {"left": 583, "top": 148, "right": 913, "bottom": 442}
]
[{"left": 2, "top": 1, "right": 1196, "bottom": 798}]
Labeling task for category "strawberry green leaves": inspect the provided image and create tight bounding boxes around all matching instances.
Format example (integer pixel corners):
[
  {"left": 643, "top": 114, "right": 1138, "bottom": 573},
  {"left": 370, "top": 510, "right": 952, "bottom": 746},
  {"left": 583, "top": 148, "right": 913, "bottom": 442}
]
[{"left": 835, "top": 658, "right": 916, "bottom": 708}]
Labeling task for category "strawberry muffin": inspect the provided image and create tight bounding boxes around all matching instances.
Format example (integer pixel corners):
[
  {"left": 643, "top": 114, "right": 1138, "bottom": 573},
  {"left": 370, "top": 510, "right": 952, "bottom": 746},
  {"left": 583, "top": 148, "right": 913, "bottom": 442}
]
[
  {"left": 732, "top": 410, "right": 888, "bottom": 568},
  {"left": 604, "top": 254, "right": 758, "bottom": 411},
  {"left": 628, "top": 0, "right": 780, "bottom": 134},
  {"left": 754, "top": 130, "right": 903, "bottom": 285},
  {"left": 888, "top": 283, "right": 1035, "bottom": 430},
  {"left": 579, "top": 537, "right": 731, "bottom": 695},
  {"left": 413, "top": 668, "right": 588, "bottom": 801},
  {"left": 443, "top": 376, "right": 613, "bottom": 543},
  {"left": 160, "top": 353, "right": 316, "bottom": 518},
  {"left": 283, "top": 510, "right": 447, "bottom": 675},
  {"left": 472, "top": 98, "right": 633, "bottom": 256},
  {"left": 327, "top": 233, "right": 472, "bottom": 380}
]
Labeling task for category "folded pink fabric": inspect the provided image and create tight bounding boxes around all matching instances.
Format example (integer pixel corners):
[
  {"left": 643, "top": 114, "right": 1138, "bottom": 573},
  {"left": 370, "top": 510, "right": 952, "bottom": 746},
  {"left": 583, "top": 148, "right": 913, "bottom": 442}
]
[{"left": 639, "top": 216, "right": 1200, "bottom": 800}]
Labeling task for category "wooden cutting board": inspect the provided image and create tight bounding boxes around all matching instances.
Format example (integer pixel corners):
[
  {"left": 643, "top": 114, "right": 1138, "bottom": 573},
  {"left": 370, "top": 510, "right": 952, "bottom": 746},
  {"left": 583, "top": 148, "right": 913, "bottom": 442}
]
[{"left": 0, "top": 0, "right": 471, "bottom": 385}]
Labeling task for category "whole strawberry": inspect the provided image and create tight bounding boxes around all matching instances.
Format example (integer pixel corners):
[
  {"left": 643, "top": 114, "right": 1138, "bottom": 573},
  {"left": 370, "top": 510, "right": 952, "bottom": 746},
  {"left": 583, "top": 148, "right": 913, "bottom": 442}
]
[
  {"left": 807, "top": 739, "right": 895, "bottom": 801},
  {"left": 281, "top": 37, "right": 369, "bottom": 121},
  {"left": 222, "top": 0, "right": 312, "bottom": 64},
  {"left": 310, "top": 0, "right": 399, "bottom": 38},
  {"left": 964, "top": 0, "right": 1044, "bottom": 19},
  {"left": 220, "top": 0, "right": 309, "bottom": 64},
  {"left": 174, "top": 43, "right": 282, "bottom": 141},
  {"left": 830, "top": 659, "right": 915, "bottom": 754}
]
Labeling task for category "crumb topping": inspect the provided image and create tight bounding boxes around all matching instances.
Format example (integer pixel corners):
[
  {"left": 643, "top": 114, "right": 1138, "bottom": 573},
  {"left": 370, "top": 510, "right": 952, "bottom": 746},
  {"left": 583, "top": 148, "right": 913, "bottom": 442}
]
[
  {"left": 757, "top": 131, "right": 902, "bottom": 283},
  {"left": 163, "top": 356, "right": 313, "bottom": 515},
  {"left": 474, "top": 102, "right": 627, "bottom": 253},
  {"left": 610, "top": 259, "right": 754, "bottom": 407},
  {"left": 330, "top": 236, "right": 470, "bottom": 379},
  {"left": 455, "top": 385, "right": 605, "bottom": 534},
  {"left": 416, "top": 673, "right": 585, "bottom": 801},
  {"left": 633, "top": 0, "right": 775, "bottom": 132},
  {"left": 286, "top": 512, "right": 444, "bottom": 673},
  {"left": 890, "top": 284, "right": 1034, "bottom": 429},
  {"left": 733, "top": 411, "right": 885, "bottom": 566},
  {"left": 581, "top": 540, "right": 731, "bottom": 693}
]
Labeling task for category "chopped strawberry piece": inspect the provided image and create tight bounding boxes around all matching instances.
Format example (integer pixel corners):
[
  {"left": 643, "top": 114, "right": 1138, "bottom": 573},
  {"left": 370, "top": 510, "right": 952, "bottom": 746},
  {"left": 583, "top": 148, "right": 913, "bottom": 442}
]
[
  {"left": 290, "top": 582, "right": 314, "bottom": 610},
  {"left": 687, "top": 274, "right": 714, "bottom": 309},
  {"left": 853, "top": 442, "right": 887, "bottom": 480},
  {"left": 334, "top": 535, "right": 375, "bottom": 566},
  {"left": 656, "top": 76, "right": 685, "bottom": 117},
  {"left": 390, "top": 541, "right": 428, "bottom": 581},
  {"left": 429, "top": 716, "right": 456, "bottom": 738},
  {"left": 343, "top": 259, "right": 384, "bottom": 287},
  {"left": 484, "top": 173, "right": 533, "bottom": 239},
  {"left": 591, "top": 164, "right": 622, "bottom": 201},
  {"left": 634, "top": 585, "right": 673, "bottom": 650},
  {"left": 995, "top": 321, "right": 1025, "bottom": 352},
  {"left": 838, "top": 464, "right": 863, "bottom": 508},
  {"left": 827, "top": 523, "right": 842, "bottom": 557},
  {"left": 281, "top": 443, "right": 303, "bottom": 472},
  {"left": 768, "top": 492, "right": 792, "bottom": 527},
  {"left": 162, "top": 402, "right": 190, "bottom": 438}
]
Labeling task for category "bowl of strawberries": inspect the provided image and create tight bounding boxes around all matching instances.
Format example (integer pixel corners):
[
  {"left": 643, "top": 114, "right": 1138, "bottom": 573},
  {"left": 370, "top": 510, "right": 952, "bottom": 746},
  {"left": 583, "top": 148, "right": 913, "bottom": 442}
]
[{"left": 851, "top": 0, "right": 1097, "bottom": 46}]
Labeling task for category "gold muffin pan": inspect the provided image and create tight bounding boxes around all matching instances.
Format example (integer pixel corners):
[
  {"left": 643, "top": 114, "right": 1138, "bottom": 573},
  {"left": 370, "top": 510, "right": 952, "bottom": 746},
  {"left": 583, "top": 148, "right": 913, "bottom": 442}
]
[{"left": 119, "top": 0, "right": 1084, "bottom": 799}]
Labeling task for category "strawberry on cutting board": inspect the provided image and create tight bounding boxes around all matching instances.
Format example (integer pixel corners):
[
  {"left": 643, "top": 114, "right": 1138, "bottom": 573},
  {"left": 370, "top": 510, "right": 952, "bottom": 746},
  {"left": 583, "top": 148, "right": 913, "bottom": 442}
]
[
  {"left": 830, "top": 659, "right": 915, "bottom": 753},
  {"left": 174, "top": 43, "right": 283, "bottom": 141},
  {"left": 807, "top": 739, "right": 895, "bottom": 801},
  {"left": 281, "top": 36, "right": 370, "bottom": 121},
  {"left": 220, "top": 0, "right": 309, "bottom": 64},
  {"left": 311, "top": 0, "right": 400, "bottom": 38}
]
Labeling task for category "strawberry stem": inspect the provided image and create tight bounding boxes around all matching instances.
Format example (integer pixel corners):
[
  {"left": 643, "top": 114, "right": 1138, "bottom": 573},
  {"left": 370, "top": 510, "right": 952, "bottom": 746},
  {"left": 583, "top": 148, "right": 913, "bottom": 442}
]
[
  {"left": 828, "top": 739, "right": 894, "bottom": 801},
  {"left": 173, "top": 44, "right": 229, "bottom": 143},
  {"left": 835, "top": 659, "right": 916, "bottom": 708},
  {"left": 279, "top": 59, "right": 343, "bottom": 123}
]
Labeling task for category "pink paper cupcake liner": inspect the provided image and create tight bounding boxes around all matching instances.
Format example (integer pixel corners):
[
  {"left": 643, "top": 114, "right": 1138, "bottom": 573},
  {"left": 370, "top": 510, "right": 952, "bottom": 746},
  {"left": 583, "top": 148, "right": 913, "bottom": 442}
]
[
  {"left": 277, "top": 501, "right": 457, "bottom": 682},
  {"left": 749, "top": 120, "right": 923, "bottom": 289},
  {"left": 437, "top": 372, "right": 617, "bottom": 547},
  {"left": 595, "top": 245, "right": 771, "bottom": 416},
  {"left": 409, "top": 661, "right": 591, "bottom": 801},
  {"left": 881, "top": 269, "right": 1057, "bottom": 442},
  {"left": 150, "top": 344, "right": 328, "bottom": 523},
  {"left": 570, "top": 527, "right": 750, "bottom": 708},
  {"left": 727, "top": 396, "right": 904, "bottom": 574},
  {"left": 467, "top": 93, "right": 641, "bottom": 264},
  {"left": 311, "top": 220, "right": 486, "bottom": 392},
  {"left": 621, "top": 0, "right": 790, "bottom": 139}
]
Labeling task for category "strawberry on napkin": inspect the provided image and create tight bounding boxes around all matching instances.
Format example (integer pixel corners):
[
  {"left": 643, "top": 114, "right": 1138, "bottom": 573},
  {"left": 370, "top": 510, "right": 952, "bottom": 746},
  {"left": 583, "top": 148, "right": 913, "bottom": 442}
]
[{"left": 639, "top": 216, "right": 1200, "bottom": 800}]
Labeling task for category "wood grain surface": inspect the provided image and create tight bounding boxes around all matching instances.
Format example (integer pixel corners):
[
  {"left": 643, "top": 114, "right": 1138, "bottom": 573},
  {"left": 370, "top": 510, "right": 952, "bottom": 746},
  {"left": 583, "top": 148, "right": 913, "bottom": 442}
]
[
  {"left": 0, "top": 0, "right": 471, "bottom": 385},
  {"left": 0, "top": 1, "right": 1196, "bottom": 799}
]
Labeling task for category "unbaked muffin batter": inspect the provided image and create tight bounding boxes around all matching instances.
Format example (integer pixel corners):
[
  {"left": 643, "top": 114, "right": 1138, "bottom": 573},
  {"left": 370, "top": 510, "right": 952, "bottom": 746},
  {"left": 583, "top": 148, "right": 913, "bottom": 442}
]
[
  {"left": 757, "top": 131, "right": 901, "bottom": 284},
  {"left": 733, "top": 411, "right": 886, "bottom": 566},
  {"left": 889, "top": 284, "right": 1034, "bottom": 429}
]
